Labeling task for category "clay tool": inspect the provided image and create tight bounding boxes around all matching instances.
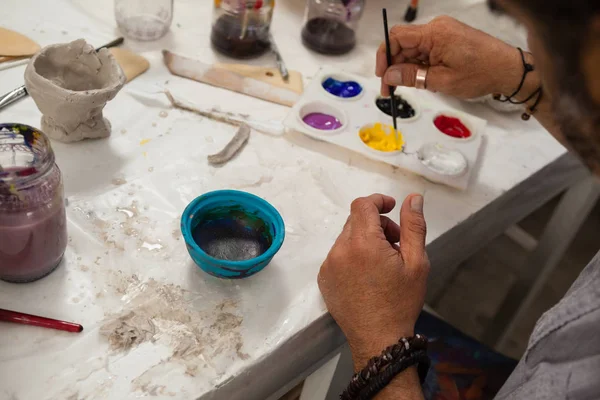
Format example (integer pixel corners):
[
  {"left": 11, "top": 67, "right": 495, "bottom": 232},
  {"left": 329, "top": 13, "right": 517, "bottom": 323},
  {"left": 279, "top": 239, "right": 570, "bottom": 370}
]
[
  {"left": 208, "top": 123, "right": 251, "bottom": 165},
  {"left": 0, "top": 27, "right": 41, "bottom": 57},
  {"left": 0, "top": 56, "right": 29, "bottom": 72},
  {"left": 0, "top": 37, "right": 124, "bottom": 111},
  {"left": 269, "top": 34, "right": 289, "bottom": 81},
  {"left": 165, "top": 91, "right": 284, "bottom": 135},
  {"left": 0, "top": 308, "right": 83, "bottom": 333},
  {"left": 382, "top": 8, "right": 399, "bottom": 145},
  {"left": 163, "top": 50, "right": 303, "bottom": 107},
  {"left": 404, "top": 0, "right": 420, "bottom": 22},
  {"left": 109, "top": 47, "right": 150, "bottom": 82}
]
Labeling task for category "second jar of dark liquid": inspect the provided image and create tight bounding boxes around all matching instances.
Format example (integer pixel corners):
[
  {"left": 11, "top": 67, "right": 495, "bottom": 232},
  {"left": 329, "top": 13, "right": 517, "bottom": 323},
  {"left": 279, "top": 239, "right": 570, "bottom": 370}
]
[
  {"left": 211, "top": 0, "right": 274, "bottom": 59},
  {"left": 301, "top": 0, "right": 365, "bottom": 55}
]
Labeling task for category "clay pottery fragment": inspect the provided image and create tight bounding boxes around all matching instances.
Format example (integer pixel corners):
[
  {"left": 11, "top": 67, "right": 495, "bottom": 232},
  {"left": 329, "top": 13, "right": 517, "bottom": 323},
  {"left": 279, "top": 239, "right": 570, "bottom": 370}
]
[{"left": 24, "top": 39, "right": 126, "bottom": 143}]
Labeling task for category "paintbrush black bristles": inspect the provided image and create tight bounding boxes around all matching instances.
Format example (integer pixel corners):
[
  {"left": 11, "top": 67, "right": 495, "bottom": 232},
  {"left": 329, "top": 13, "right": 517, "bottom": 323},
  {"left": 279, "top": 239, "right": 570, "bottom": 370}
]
[{"left": 382, "top": 9, "right": 399, "bottom": 135}]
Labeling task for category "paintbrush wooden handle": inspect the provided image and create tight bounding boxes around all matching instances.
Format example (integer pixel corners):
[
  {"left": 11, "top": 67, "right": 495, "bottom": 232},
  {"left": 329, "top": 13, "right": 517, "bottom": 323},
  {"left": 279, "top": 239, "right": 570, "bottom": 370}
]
[{"left": 0, "top": 308, "right": 83, "bottom": 333}]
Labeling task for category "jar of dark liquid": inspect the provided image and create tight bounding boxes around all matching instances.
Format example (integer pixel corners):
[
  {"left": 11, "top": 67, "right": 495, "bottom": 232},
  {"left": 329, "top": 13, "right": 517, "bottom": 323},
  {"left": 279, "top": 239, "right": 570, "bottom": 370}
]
[
  {"left": 211, "top": 0, "right": 274, "bottom": 59},
  {"left": 301, "top": 0, "right": 365, "bottom": 55},
  {"left": 0, "top": 124, "right": 67, "bottom": 283}
]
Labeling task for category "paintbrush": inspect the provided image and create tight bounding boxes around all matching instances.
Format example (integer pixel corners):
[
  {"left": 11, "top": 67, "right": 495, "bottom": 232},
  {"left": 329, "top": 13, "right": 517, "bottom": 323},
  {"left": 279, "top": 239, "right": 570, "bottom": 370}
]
[
  {"left": 0, "top": 37, "right": 124, "bottom": 111},
  {"left": 382, "top": 9, "right": 399, "bottom": 146},
  {"left": 0, "top": 308, "right": 83, "bottom": 333},
  {"left": 404, "top": 0, "right": 420, "bottom": 22},
  {"left": 269, "top": 33, "right": 289, "bottom": 81}
]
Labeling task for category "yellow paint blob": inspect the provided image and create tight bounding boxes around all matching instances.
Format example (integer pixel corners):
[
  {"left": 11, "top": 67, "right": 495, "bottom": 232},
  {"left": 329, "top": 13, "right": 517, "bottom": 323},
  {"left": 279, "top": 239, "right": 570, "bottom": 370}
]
[{"left": 359, "top": 123, "right": 404, "bottom": 152}]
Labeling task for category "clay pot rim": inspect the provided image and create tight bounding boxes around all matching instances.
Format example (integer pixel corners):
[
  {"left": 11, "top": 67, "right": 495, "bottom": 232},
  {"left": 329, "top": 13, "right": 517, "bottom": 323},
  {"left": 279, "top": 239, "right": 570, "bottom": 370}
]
[{"left": 26, "top": 41, "right": 125, "bottom": 96}]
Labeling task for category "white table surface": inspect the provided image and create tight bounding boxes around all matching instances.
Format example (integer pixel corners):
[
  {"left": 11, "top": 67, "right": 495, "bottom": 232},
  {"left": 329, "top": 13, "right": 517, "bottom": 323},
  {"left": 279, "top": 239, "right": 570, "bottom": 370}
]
[{"left": 0, "top": 1, "right": 576, "bottom": 399}]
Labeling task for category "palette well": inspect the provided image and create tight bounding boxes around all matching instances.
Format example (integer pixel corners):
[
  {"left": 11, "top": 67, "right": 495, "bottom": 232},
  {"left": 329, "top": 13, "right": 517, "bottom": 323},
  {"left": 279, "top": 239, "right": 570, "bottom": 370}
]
[{"left": 284, "top": 67, "right": 487, "bottom": 190}]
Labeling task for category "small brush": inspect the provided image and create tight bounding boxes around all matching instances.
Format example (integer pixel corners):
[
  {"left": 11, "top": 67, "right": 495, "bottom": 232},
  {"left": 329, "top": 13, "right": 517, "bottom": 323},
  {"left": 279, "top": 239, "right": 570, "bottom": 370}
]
[
  {"left": 404, "top": 0, "right": 420, "bottom": 23},
  {"left": 383, "top": 9, "right": 399, "bottom": 146},
  {"left": 269, "top": 33, "right": 289, "bottom": 81},
  {"left": 0, "top": 308, "right": 83, "bottom": 333},
  {"left": 240, "top": 0, "right": 250, "bottom": 39}
]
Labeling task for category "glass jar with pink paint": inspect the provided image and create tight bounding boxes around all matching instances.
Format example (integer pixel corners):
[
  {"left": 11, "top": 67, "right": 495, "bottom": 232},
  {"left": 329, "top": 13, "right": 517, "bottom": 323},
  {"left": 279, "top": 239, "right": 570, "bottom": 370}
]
[{"left": 0, "top": 124, "right": 67, "bottom": 283}]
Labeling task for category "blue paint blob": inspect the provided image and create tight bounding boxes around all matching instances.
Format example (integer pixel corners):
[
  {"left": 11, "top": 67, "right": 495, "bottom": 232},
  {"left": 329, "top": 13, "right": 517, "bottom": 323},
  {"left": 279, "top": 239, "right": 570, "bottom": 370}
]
[{"left": 322, "top": 77, "right": 363, "bottom": 98}]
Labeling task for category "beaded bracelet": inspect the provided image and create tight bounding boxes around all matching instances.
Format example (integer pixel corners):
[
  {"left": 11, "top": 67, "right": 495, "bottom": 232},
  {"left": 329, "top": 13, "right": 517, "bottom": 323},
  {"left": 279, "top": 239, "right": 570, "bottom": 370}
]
[{"left": 341, "top": 334, "right": 430, "bottom": 400}]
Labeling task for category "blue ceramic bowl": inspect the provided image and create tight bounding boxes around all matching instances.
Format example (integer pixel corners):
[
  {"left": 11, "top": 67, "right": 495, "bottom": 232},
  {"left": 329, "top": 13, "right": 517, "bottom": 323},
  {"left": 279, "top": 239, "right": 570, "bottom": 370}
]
[{"left": 181, "top": 190, "right": 285, "bottom": 279}]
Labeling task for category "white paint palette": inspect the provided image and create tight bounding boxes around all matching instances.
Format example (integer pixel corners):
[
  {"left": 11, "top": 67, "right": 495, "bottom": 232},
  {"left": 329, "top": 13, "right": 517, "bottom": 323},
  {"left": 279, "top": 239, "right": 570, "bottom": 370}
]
[{"left": 284, "top": 67, "right": 486, "bottom": 190}]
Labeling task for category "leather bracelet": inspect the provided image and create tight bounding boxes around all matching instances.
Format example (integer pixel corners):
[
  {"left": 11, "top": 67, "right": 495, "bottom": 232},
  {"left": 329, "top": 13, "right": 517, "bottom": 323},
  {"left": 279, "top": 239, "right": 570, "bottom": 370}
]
[
  {"left": 357, "top": 350, "right": 430, "bottom": 400},
  {"left": 341, "top": 334, "right": 429, "bottom": 400}
]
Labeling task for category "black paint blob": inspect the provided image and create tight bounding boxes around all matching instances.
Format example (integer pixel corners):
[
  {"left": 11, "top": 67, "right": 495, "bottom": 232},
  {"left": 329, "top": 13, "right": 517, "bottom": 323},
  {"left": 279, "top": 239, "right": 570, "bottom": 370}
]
[
  {"left": 376, "top": 95, "right": 416, "bottom": 119},
  {"left": 192, "top": 210, "right": 273, "bottom": 262},
  {"left": 301, "top": 18, "right": 356, "bottom": 55}
]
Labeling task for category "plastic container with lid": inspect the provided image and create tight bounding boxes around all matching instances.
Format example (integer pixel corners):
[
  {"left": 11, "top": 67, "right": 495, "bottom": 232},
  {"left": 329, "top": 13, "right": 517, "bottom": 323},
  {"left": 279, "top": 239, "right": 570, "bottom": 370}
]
[
  {"left": 0, "top": 124, "right": 67, "bottom": 283},
  {"left": 211, "top": 0, "right": 274, "bottom": 59},
  {"left": 301, "top": 0, "right": 366, "bottom": 55}
]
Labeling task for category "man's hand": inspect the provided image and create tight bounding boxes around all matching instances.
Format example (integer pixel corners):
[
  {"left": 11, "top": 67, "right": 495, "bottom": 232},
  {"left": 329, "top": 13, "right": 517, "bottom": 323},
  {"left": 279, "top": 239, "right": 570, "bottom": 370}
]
[
  {"left": 318, "top": 194, "right": 429, "bottom": 370},
  {"left": 376, "top": 16, "right": 522, "bottom": 99}
]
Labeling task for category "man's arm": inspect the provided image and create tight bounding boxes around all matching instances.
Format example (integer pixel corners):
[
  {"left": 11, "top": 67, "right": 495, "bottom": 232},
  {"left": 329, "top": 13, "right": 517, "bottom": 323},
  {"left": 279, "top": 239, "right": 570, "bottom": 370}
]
[{"left": 318, "top": 194, "right": 429, "bottom": 399}]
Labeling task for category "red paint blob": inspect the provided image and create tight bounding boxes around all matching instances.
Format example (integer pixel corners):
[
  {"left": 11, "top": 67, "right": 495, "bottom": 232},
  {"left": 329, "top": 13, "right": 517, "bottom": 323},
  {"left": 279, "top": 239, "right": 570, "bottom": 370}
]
[{"left": 434, "top": 115, "right": 471, "bottom": 139}]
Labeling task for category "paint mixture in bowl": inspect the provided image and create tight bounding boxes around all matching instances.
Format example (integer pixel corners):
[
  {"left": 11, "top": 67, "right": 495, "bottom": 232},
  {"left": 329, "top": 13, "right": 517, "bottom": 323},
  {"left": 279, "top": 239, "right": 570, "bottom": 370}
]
[
  {"left": 322, "top": 77, "right": 362, "bottom": 99},
  {"left": 181, "top": 190, "right": 285, "bottom": 279},
  {"left": 434, "top": 115, "right": 472, "bottom": 139},
  {"left": 192, "top": 208, "right": 273, "bottom": 262},
  {"left": 359, "top": 123, "right": 404, "bottom": 152}
]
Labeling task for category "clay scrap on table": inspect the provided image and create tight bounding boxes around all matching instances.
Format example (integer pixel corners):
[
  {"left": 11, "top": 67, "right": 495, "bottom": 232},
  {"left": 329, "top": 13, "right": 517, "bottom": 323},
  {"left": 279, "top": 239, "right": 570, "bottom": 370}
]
[
  {"left": 208, "top": 123, "right": 251, "bottom": 165},
  {"left": 0, "top": 27, "right": 40, "bottom": 56},
  {"left": 24, "top": 39, "right": 126, "bottom": 143}
]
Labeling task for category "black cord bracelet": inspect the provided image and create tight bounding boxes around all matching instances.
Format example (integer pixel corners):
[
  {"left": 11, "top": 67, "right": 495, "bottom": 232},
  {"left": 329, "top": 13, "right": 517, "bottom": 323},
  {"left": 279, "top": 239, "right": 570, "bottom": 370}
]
[
  {"left": 494, "top": 47, "right": 534, "bottom": 103},
  {"left": 522, "top": 87, "right": 543, "bottom": 120},
  {"left": 509, "top": 86, "right": 541, "bottom": 105}
]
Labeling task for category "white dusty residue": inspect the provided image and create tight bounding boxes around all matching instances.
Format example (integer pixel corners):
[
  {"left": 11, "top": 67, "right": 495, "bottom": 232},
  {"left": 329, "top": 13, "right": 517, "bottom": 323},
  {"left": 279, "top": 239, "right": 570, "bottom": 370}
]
[
  {"left": 141, "top": 241, "right": 163, "bottom": 251},
  {"left": 99, "top": 274, "right": 249, "bottom": 377},
  {"left": 71, "top": 199, "right": 167, "bottom": 254}
]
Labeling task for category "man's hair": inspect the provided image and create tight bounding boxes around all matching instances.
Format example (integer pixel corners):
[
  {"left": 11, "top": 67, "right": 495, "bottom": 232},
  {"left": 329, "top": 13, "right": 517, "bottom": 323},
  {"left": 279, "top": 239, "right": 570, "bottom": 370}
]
[{"left": 497, "top": 1, "right": 600, "bottom": 173}]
